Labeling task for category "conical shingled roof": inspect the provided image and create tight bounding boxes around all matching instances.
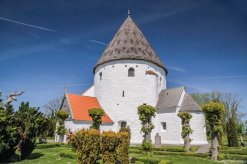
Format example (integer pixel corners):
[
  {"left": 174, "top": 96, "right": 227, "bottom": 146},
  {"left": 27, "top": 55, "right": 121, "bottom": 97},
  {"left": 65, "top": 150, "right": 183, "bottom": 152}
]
[{"left": 94, "top": 15, "right": 168, "bottom": 74}]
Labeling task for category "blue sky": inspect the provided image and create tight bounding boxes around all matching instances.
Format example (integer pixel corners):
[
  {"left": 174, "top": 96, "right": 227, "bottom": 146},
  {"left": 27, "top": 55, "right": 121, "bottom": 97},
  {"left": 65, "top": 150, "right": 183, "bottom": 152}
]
[{"left": 0, "top": 0, "right": 246, "bottom": 118}]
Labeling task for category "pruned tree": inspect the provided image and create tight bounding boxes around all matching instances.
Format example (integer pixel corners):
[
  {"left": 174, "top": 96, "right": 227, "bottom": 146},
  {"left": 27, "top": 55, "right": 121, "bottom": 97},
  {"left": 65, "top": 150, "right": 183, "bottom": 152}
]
[
  {"left": 202, "top": 102, "right": 225, "bottom": 161},
  {"left": 56, "top": 110, "right": 69, "bottom": 143},
  {"left": 88, "top": 108, "right": 104, "bottom": 130},
  {"left": 137, "top": 104, "right": 156, "bottom": 153},
  {"left": 178, "top": 112, "right": 193, "bottom": 152}
]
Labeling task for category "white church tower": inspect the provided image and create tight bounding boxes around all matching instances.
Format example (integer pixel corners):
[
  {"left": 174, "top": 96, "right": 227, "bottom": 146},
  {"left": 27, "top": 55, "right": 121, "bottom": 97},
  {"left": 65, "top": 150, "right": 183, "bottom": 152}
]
[
  {"left": 93, "top": 14, "right": 168, "bottom": 143},
  {"left": 58, "top": 13, "right": 208, "bottom": 146}
]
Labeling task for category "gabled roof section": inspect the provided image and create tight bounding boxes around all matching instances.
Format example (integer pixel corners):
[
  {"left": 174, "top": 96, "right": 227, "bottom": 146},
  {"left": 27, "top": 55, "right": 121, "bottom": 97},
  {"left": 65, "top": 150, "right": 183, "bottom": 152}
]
[
  {"left": 180, "top": 94, "right": 202, "bottom": 112},
  {"left": 156, "top": 86, "right": 184, "bottom": 109},
  {"left": 94, "top": 15, "right": 167, "bottom": 74},
  {"left": 66, "top": 94, "right": 113, "bottom": 123}
]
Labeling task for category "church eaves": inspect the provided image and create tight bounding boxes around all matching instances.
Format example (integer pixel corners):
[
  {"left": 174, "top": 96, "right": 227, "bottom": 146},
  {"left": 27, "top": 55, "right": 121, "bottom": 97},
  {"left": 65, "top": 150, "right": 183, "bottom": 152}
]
[{"left": 94, "top": 15, "right": 168, "bottom": 74}]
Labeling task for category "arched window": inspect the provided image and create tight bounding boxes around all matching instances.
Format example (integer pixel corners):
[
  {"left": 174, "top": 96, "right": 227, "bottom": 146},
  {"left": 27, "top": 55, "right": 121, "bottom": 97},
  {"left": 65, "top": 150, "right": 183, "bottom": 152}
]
[{"left": 128, "top": 68, "right": 135, "bottom": 77}]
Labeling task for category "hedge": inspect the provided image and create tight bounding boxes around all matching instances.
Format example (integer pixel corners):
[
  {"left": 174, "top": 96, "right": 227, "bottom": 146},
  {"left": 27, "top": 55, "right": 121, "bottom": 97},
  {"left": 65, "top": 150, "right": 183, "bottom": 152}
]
[
  {"left": 153, "top": 151, "right": 209, "bottom": 158},
  {"left": 129, "top": 146, "right": 185, "bottom": 152},
  {"left": 222, "top": 154, "right": 247, "bottom": 160},
  {"left": 101, "top": 131, "right": 130, "bottom": 163},
  {"left": 36, "top": 143, "right": 61, "bottom": 149},
  {"left": 220, "top": 149, "right": 247, "bottom": 155},
  {"left": 117, "top": 131, "right": 130, "bottom": 163},
  {"left": 69, "top": 129, "right": 101, "bottom": 164},
  {"left": 59, "top": 152, "right": 76, "bottom": 159},
  {"left": 131, "top": 157, "right": 172, "bottom": 164}
]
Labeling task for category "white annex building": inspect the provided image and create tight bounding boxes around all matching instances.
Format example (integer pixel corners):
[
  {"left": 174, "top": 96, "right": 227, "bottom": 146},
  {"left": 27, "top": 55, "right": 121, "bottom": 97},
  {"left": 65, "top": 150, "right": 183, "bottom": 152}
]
[{"left": 55, "top": 14, "right": 208, "bottom": 145}]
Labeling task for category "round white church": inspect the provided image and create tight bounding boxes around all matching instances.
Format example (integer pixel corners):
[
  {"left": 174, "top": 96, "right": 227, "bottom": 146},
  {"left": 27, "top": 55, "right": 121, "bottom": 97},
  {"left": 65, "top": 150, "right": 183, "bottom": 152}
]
[{"left": 56, "top": 14, "right": 208, "bottom": 145}]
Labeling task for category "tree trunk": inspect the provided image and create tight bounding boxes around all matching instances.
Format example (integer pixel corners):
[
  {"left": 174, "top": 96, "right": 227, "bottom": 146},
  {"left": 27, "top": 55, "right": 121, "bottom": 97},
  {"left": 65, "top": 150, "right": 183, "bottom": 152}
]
[
  {"left": 184, "top": 135, "right": 190, "bottom": 152},
  {"left": 144, "top": 123, "right": 151, "bottom": 142},
  {"left": 211, "top": 132, "right": 218, "bottom": 161}
]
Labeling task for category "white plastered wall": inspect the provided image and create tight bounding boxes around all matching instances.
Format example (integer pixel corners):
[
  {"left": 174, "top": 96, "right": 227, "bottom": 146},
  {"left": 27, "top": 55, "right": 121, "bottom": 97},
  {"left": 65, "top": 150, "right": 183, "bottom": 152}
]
[{"left": 94, "top": 60, "right": 167, "bottom": 144}]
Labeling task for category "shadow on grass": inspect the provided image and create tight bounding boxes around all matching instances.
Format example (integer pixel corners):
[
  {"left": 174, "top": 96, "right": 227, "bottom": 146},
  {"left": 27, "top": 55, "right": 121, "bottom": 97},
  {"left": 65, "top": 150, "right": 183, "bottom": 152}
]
[{"left": 26, "top": 153, "right": 44, "bottom": 160}]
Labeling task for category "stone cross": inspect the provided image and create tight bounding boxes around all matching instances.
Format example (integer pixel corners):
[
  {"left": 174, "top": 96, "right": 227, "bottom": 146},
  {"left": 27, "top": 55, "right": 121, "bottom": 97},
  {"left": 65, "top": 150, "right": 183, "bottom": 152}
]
[{"left": 155, "top": 133, "right": 161, "bottom": 148}]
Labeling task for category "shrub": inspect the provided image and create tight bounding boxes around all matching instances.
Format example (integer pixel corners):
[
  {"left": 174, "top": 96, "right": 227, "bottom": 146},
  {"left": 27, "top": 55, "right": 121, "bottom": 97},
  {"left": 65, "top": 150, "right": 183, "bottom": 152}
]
[
  {"left": 69, "top": 129, "right": 100, "bottom": 164},
  {"left": 101, "top": 131, "right": 120, "bottom": 163},
  {"left": 117, "top": 131, "right": 130, "bottom": 163}
]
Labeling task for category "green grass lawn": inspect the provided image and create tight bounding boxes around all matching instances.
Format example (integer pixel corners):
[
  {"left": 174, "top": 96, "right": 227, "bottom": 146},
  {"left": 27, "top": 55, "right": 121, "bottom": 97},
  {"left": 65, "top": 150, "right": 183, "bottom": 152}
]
[{"left": 12, "top": 143, "right": 247, "bottom": 164}]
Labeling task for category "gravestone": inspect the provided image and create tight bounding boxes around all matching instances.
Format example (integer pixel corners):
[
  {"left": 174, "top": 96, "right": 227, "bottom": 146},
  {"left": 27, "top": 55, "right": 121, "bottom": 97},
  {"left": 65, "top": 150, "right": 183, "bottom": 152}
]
[{"left": 155, "top": 133, "right": 161, "bottom": 148}]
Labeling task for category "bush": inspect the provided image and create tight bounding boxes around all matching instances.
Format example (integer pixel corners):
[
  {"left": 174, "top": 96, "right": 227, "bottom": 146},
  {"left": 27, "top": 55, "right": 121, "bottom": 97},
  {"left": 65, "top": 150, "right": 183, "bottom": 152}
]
[
  {"left": 69, "top": 129, "right": 100, "bottom": 164},
  {"left": 117, "top": 131, "right": 130, "bottom": 163},
  {"left": 101, "top": 131, "right": 120, "bottom": 163}
]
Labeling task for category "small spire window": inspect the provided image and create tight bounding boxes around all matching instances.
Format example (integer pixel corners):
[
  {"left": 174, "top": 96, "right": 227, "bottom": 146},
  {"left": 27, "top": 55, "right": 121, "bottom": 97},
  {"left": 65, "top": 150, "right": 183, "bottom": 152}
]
[
  {"left": 128, "top": 68, "right": 135, "bottom": 77},
  {"left": 122, "top": 91, "right": 125, "bottom": 97}
]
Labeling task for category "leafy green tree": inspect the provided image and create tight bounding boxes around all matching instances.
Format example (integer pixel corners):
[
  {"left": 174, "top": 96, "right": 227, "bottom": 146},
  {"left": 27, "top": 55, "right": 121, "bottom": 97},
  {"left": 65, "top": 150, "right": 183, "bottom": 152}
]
[
  {"left": 15, "top": 102, "right": 42, "bottom": 160},
  {"left": 88, "top": 108, "right": 104, "bottom": 130},
  {"left": 0, "top": 98, "right": 19, "bottom": 162},
  {"left": 202, "top": 102, "right": 225, "bottom": 161},
  {"left": 137, "top": 104, "right": 156, "bottom": 153},
  {"left": 178, "top": 112, "right": 193, "bottom": 152},
  {"left": 36, "top": 115, "right": 50, "bottom": 143},
  {"left": 56, "top": 110, "right": 69, "bottom": 142}
]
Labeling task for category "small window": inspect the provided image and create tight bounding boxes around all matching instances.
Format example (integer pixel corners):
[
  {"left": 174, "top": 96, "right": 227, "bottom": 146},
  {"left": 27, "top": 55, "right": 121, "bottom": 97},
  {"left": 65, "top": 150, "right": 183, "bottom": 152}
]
[
  {"left": 161, "top": 122, "right": 166, "bottom": 131},
  {"left": 120, "top": 121, "right": 127, "bottom": 129},
  {"left": 99, "top": 72, "right": 102, "bottom": 80},
  {"left": 128, "top": 68, "right": 135, "bottom": 77},
  {"left": 122, "top": 91, "right": 125, "bottom": 97}
]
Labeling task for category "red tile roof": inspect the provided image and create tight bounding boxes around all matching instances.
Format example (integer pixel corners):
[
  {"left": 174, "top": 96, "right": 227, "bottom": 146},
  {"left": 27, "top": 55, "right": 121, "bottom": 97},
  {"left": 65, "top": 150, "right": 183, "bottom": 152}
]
[{"left": 66, "top": 94, "right": 112, "bottom": 123}]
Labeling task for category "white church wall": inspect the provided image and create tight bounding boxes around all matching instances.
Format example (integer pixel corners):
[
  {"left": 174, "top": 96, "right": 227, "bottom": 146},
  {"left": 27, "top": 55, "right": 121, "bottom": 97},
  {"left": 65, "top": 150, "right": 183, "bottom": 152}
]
[
  {"left": 57, "top": 120, "right": 113, "bottom": 143},
  {"left": 82, "top": 85, "right": 95, "bottom": 97},
  {"left": 190, "top": 111, "right": 208, "bottom": 145},
  {"left": 94, "top": 59, "right": 167, "bottom": 144},
  {"left": 154, "top": 108, "right": 182, "bottom": 144}
]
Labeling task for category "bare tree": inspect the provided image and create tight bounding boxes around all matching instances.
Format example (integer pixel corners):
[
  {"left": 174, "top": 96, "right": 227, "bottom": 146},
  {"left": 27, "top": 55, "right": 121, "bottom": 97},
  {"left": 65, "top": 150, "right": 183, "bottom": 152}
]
[{"left": 43, "top": 97, "right": 63, "bottom": 118}]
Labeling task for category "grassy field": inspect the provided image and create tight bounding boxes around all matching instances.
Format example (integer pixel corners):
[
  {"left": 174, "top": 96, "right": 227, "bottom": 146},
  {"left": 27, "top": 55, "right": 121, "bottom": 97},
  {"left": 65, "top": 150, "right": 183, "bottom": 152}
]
[{"left": 10, "top": 143, "right": 246, "bottom": 164}]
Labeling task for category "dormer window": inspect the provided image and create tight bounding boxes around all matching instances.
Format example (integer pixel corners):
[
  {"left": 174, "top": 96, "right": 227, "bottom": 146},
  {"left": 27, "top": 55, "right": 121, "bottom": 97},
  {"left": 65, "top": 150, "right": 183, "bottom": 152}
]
[
  {"left": 99, "top": 72, "right": 102, "bottom": 80},
  {"left": 128, "top": 68, "right": 135, "bottom": 77}
]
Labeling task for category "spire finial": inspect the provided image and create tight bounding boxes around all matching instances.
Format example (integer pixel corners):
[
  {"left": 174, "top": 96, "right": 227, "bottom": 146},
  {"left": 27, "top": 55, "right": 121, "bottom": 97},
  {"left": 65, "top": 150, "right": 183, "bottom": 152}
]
[
  {"left": 64, "top": 86, "right": 67, "bottom": 94},
  {"left": 128, "top": 9, "right": 130, "bottom": 16}
]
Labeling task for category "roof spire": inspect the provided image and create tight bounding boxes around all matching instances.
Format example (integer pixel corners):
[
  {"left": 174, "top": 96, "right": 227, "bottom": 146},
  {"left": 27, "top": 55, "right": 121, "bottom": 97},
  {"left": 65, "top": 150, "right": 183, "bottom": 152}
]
[{"left": 128, "top": 9, "right": 130, "bottom": 16}]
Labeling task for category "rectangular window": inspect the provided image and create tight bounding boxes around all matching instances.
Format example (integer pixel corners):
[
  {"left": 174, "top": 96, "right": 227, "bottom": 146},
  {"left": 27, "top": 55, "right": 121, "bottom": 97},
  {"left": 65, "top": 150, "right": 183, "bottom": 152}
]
[
  {"left": 120, "top": 121, "right": 127, "bottom": 129},
  {"left": 99, "top": 72, "right": 102, "bottom": 80},
  {"left": 122, "top": 91, "right": 125, "bottom": 97},
  {"left": 161, "top": 122, "right": 166, "bottom": 131}
]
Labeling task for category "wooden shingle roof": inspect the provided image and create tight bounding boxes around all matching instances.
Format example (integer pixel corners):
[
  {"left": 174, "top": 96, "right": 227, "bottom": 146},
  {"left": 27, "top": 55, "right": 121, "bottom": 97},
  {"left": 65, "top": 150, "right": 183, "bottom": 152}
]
[{"left": 94, "top": 15, "right": 167, "bottom": 74}]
